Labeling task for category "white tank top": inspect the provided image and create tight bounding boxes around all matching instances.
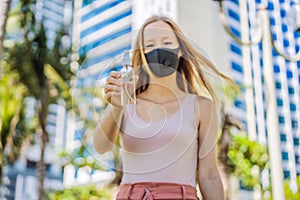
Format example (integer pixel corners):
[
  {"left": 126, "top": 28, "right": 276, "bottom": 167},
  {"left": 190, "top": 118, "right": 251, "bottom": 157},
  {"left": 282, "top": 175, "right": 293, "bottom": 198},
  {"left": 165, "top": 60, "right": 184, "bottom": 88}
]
[{"left": 120, "top": 93, "right": 198, "bottom": 187}]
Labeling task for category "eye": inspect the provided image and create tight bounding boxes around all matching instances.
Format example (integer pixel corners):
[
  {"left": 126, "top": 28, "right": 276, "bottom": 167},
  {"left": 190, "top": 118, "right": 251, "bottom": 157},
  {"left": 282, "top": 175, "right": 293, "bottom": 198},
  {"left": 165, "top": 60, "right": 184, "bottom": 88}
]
[
  {"left": 164, "top": 41, "right": 172, "bottom": 45},
  {"left": 145, "top": 44, "right": 154, "bottom": 48}
]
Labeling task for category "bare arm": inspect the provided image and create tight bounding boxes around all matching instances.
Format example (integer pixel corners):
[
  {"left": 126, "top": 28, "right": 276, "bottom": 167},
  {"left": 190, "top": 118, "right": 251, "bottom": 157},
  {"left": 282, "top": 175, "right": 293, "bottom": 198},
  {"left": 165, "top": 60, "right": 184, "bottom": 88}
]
[
  {"left": 198, "top": 146, "right": 224, "bottom": 200},
  {"left": 197, "top": 98, "right": 225, "bottom": 200},
  {"left": 93, "top": 71, "right": 124, "bottom": 154},
  {"left": 93, "top": 105, "right": 124, "bottom": 154}
]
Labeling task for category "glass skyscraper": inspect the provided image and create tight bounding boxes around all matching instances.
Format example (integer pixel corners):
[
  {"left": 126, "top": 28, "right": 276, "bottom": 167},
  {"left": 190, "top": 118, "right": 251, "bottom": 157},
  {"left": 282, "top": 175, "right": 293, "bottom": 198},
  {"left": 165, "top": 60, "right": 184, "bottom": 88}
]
[
  {"left": 65, "top": 0, "right": 133, "bottom": 186},
  {"left": 224, "top": 0, "right": 300, "bottom": 191},
  {"left": 76, "top": 0, "right": 132, "bottom": 87}
]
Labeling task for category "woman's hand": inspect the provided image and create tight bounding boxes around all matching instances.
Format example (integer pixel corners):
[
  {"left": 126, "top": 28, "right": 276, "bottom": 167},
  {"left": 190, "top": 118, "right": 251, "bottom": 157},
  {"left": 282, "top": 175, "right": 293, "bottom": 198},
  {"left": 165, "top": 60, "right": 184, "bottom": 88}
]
[
  {"left": 94, "top": 71, "right": 125, "bottom": 154},
  {"left": 104, "top": 71, "right": 123, "bottom": 108}
]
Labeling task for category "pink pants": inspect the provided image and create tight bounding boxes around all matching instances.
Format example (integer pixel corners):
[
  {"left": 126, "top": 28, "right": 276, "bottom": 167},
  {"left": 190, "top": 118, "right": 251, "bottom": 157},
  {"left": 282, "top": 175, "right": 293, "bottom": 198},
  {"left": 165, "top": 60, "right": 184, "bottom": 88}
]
[{"left": 116, "top": 182, "right": 199, "bottom": 200}]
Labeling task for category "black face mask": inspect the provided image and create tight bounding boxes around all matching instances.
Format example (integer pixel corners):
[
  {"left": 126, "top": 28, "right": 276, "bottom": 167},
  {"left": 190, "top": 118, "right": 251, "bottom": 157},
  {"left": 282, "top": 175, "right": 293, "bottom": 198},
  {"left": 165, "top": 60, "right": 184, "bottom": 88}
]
[{"left": 145, "top": 48, "right": 180, "bottom": 77}]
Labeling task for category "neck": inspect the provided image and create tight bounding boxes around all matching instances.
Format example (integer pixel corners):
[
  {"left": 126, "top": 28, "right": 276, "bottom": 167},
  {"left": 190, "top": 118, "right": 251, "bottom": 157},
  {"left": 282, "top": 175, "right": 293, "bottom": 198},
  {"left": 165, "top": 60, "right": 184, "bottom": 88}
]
[{"left": 140, "top": 73, "right": 185, "bottom": 102}]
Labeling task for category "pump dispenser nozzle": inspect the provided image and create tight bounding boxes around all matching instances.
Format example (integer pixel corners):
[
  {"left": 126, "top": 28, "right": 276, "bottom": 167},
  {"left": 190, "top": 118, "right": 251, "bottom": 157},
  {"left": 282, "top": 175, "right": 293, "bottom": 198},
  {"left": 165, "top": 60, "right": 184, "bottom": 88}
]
[
  {"left": 122, "top": 50, "right": 131, "bottom": 67},
  {"left": 120, "top": 50, "right": 136, "bottom": 105}
]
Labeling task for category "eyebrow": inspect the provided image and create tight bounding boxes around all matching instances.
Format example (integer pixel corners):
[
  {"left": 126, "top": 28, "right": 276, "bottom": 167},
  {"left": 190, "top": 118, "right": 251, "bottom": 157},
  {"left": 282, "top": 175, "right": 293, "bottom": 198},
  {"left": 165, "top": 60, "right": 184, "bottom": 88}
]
[
  {"left": 144, "top": 36, "right": 172, "bottom": 42},
  {"left": 162, "top": 36, "right": 172, "bottom": 39}
]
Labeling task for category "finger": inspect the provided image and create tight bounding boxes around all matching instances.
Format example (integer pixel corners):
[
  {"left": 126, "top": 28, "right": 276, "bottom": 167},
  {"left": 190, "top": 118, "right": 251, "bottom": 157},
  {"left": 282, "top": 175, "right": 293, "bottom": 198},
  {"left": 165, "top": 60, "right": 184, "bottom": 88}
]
[
  {"left": 106, "top": 76, "right": 123, "bottom": 86},
  {"left": 104, "top": 84, "right": 122, "bottom": 93},
  {"left": 110, "top": 71, "right": 121, "bottom": 79}
]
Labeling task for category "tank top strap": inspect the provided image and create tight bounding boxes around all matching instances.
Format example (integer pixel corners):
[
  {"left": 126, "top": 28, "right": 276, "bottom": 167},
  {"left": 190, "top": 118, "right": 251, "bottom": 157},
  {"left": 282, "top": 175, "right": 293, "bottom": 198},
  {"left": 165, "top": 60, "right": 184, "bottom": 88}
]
[{"left": 181, "top": 94, "right": 198, "bottom": 128}]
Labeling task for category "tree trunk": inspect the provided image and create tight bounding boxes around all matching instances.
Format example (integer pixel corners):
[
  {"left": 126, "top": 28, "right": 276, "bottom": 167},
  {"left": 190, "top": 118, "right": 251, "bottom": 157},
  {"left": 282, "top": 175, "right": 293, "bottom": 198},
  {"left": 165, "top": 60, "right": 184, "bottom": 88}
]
[
  {"left": 37, "top": 89, "right": 49, "bottom": 200},
  {"left": 37, "top": 110, "right": 49, "bottom": 200},
  {"left": 0, "top": 151, "right": 2, "bottom": 186},
  {"left": 37, "top": 133, "right": 46, "bottom": 200},
  {"left": 0, "top": 0, "right": 12, "bottom": 54},
  {"left": 219, "top": 114, "right": 243, "bottom": 200}
]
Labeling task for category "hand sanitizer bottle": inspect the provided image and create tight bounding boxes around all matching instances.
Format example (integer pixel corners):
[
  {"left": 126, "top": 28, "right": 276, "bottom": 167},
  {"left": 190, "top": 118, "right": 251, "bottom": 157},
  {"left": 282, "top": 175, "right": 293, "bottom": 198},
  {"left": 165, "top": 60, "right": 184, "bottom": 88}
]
[{"left": 120, "top": 50, "right": 136, "bottom": 105}]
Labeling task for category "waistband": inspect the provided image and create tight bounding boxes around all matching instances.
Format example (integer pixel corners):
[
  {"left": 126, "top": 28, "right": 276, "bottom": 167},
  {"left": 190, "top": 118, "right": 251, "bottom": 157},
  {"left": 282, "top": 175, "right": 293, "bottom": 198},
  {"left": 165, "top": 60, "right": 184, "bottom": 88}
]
[{"left": 116, "top": 182, "right": 199, "bottom": 200}]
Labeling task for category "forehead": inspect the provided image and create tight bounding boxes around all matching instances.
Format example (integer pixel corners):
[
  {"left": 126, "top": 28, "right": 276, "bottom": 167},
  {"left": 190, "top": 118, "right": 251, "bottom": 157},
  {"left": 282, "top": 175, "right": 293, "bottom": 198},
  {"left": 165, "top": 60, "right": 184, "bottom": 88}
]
[{"left": 143, "top": 20, "right": 177, "bottom": 40}]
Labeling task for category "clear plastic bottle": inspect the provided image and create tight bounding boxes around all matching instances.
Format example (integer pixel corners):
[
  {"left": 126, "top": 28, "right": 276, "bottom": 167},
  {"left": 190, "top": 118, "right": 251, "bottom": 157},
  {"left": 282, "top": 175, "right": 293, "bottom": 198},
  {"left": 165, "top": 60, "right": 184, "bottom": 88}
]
[{"left": 120, "top": 50, "right": 136, "bottom": 105}]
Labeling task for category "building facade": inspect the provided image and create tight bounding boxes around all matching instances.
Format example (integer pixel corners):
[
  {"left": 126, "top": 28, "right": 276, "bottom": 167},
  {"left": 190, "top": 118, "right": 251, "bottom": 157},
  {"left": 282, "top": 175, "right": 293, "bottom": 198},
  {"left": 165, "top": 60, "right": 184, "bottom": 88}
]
[
  {"left": 65, "top": 0, "right": 134, "bottom": 187},
  {"left": 224, "top": 0, "right": 300, "bottom": 192}
]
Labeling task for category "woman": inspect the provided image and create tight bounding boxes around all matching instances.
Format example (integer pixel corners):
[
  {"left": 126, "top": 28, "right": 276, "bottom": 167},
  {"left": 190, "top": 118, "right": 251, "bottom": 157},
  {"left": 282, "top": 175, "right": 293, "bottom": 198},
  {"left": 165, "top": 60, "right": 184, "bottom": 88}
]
[{"left": 94, "top": 16, "right": 233, "bottom": 200}]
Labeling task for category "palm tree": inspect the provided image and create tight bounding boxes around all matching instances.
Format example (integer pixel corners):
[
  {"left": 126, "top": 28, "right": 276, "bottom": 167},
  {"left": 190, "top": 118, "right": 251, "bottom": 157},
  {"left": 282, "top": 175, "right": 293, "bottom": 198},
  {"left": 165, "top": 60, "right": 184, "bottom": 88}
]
[{"left": 3, "top": 1, "right": 75, "bottom": 198}]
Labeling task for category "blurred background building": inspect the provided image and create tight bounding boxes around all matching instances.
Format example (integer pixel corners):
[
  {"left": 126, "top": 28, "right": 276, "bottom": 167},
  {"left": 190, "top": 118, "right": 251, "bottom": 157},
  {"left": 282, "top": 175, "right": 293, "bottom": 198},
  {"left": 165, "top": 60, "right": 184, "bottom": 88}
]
[
  {"left": 223, "top": 0, "right": 300, "bottom": 193},
  {"left": 64, "top": 0, "right": 134, "bottom": 188}
]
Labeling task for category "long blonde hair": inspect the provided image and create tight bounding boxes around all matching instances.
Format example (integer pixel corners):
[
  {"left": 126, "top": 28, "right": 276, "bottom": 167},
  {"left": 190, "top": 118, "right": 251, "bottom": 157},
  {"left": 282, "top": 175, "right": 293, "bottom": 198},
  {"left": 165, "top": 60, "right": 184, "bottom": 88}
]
[{"left": 132, "top": 15, "right": 236, "bottom": 102}]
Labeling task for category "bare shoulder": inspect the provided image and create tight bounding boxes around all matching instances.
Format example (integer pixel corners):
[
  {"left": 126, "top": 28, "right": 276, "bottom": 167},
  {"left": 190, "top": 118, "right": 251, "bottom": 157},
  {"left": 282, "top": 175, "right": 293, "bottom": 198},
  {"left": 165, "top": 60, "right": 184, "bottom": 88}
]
[
  {"left": 195, "top": 95, "right": 215, "bottom": 112},
  {"left": 196, "top": 95, "right": 214, "bottom": 106},
  {"left": 194, "top": 95, "right": 217, "bottom": 123}
]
